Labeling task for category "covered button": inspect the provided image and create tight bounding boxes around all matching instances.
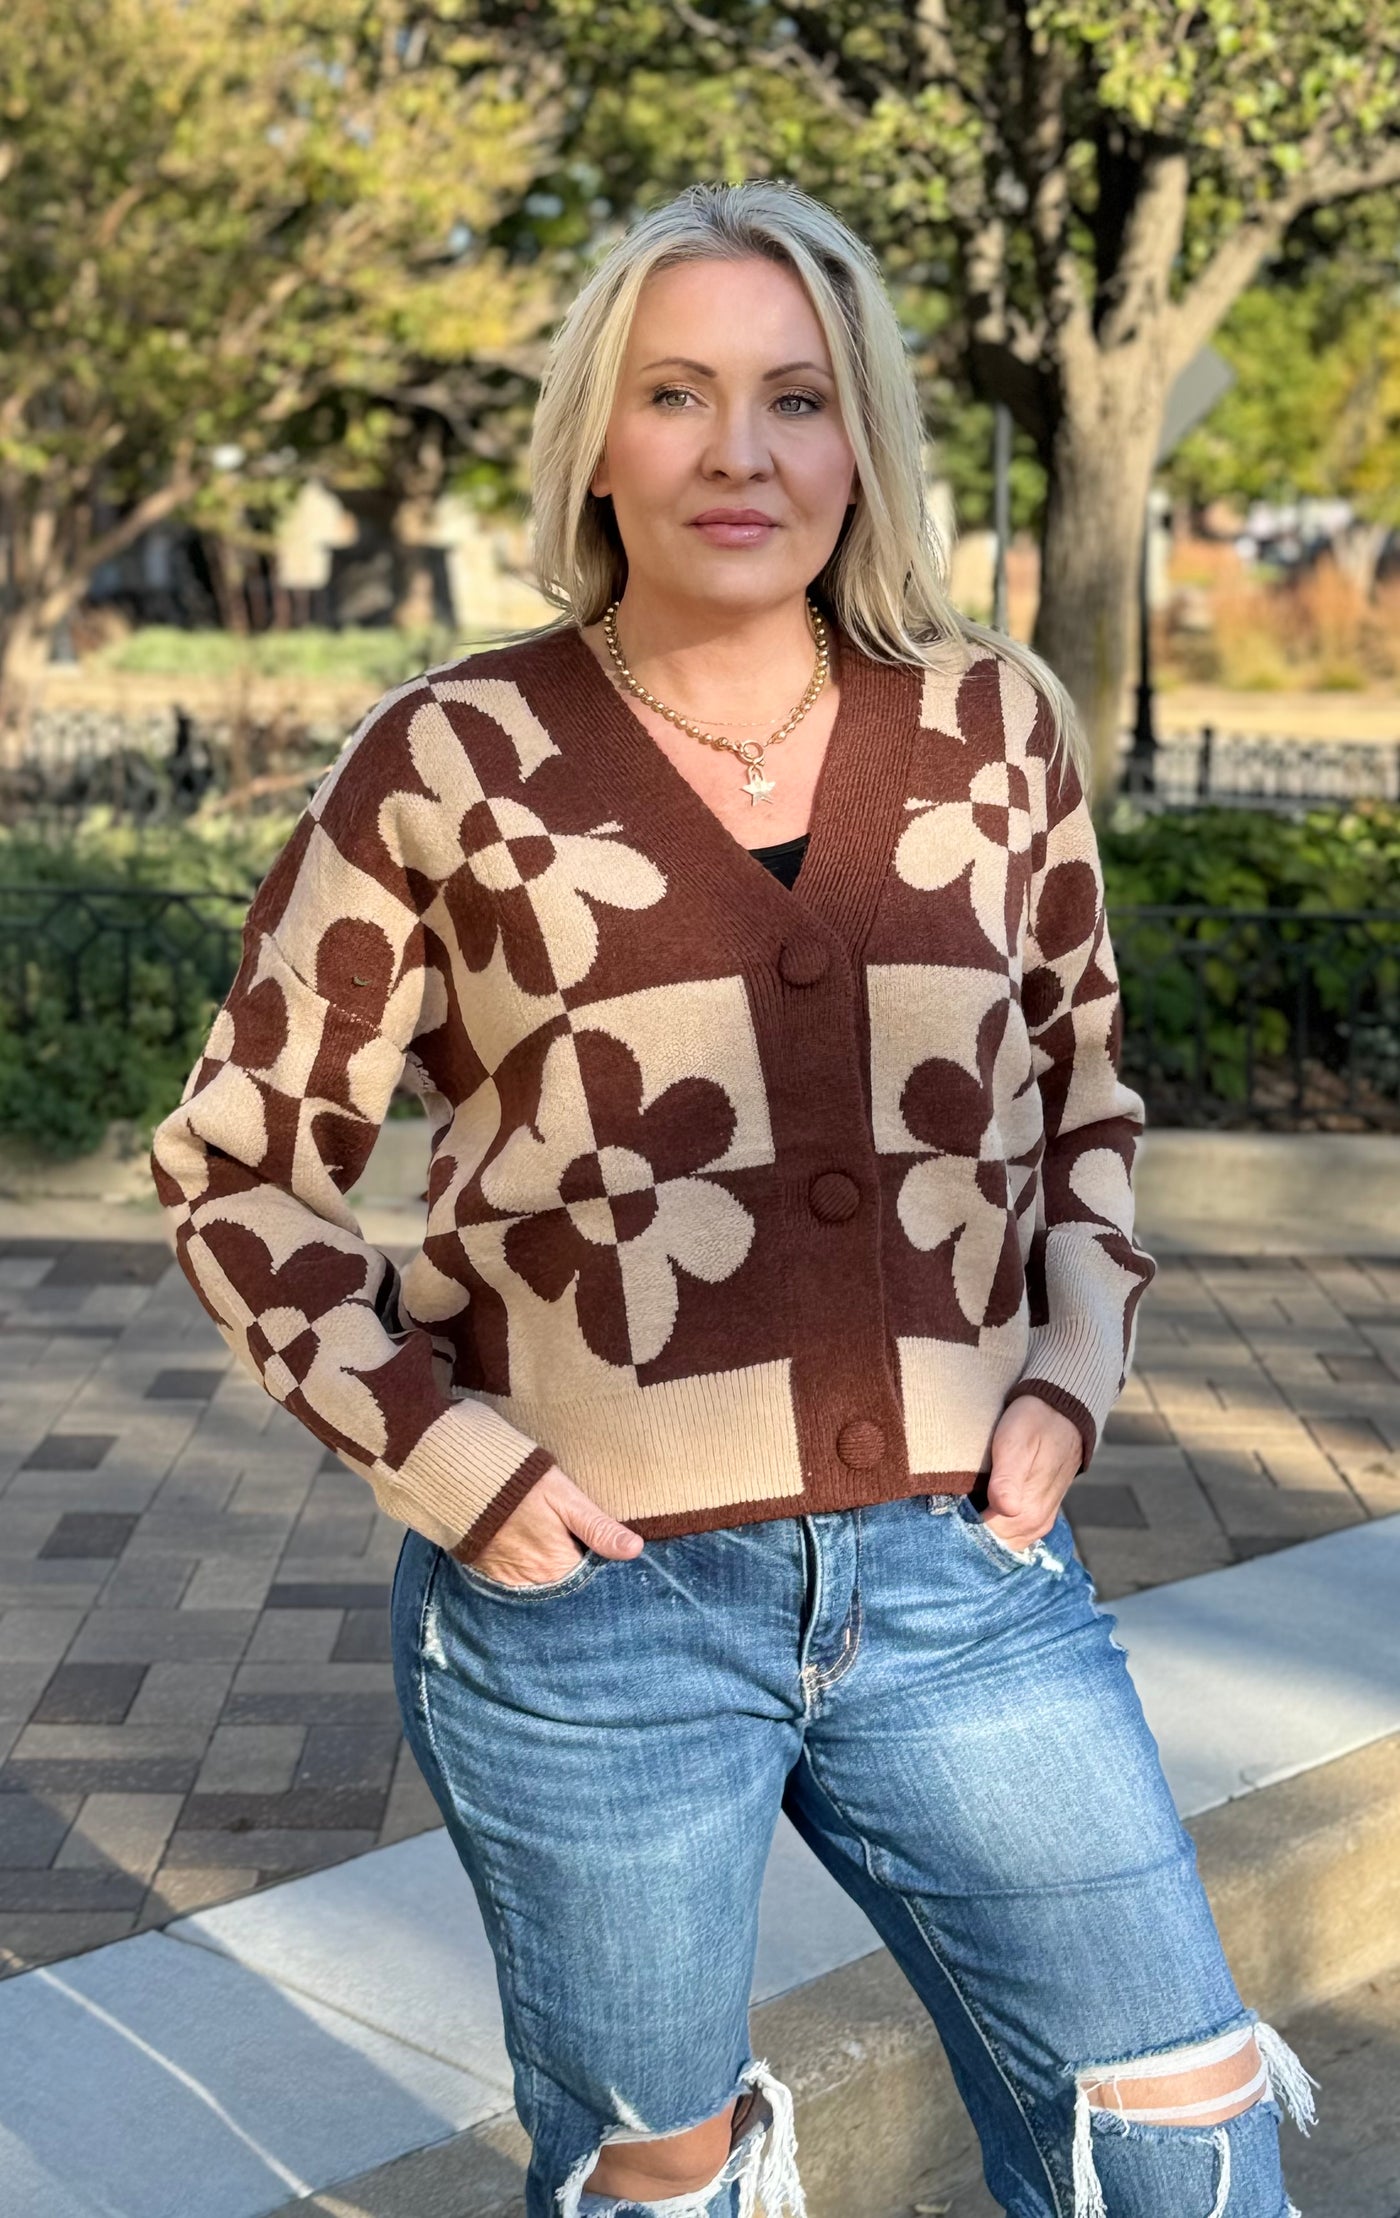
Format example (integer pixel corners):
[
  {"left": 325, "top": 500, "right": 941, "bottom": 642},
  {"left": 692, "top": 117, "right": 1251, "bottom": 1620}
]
[
  {"left": 809, "top": 1171, "right": 860, "bottom": 1223},
  {"left": 837, "top": 1419, "right": 886, "bottom": 1469},
  {"left": 778, "top": 936, "right": 830, "bottom": 986}
]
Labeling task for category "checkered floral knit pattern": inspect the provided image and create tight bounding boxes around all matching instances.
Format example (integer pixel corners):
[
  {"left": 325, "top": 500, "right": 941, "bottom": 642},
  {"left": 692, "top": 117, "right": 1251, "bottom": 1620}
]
[{"left": 149, "top": 620, "right": 1156, "bottom": 1561}]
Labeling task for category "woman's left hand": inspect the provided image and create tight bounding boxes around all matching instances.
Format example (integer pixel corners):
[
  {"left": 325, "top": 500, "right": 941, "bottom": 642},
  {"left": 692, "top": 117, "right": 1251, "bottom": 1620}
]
[{"left": 982, "top": 1396, "right": 1085, "bottom": 1549}]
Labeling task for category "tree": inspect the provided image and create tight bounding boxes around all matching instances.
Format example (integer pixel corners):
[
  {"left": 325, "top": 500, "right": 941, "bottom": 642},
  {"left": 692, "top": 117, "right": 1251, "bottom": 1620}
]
[
  {"left": 0, "top": 0, "right": 558, "bottom": 746},
  {"left": 487, "top": 0, "right": 1400, "bottom": 793},
  {"left": 1170, "top": 238, "right": 1400, "bottom": 595}
]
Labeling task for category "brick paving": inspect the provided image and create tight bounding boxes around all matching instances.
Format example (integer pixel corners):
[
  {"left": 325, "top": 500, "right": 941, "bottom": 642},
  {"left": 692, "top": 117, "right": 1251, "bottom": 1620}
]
[{"left": 2, "top": 1233, "right": 1399, "bottom": 1982}]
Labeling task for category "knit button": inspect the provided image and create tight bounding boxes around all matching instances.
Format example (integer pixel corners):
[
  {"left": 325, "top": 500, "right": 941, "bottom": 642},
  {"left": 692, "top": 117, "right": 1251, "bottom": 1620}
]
[
  {"left": 778, "top": 936, "right": 830, "bottom": 987},
  {"left": 837, "top": 1419, "right": 885, "bottom": 1469},
  {"left": 809, "top": 1171, "right": 860, "bottom": 1224}
]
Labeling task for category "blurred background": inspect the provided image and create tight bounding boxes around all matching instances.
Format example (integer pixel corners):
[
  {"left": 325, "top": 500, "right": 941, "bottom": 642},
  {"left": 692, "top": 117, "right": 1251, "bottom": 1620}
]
[
  {"left": 3, "top": 13, "right": 1400, "bottom": 2216},
  {"left": 3, "top": 0, "right": 1400, "bottom": 1173}
]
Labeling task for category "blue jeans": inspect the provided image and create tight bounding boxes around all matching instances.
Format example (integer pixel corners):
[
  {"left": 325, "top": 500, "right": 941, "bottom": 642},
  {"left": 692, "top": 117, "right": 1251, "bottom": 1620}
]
[{"left": 390, "top": 1492, "right": 1310, "bottom": 2217}]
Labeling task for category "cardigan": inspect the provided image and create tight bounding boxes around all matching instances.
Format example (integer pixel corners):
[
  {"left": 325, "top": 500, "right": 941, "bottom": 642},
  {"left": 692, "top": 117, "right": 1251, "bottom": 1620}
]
[{"left": 149, "top": 617, "right": 1157, "bottom": 1563}]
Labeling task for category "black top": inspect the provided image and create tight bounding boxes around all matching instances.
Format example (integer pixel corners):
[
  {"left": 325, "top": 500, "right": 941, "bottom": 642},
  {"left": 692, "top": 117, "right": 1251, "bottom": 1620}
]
[{"left": 746, "top": 831, "right": 810, "bottom": 890}]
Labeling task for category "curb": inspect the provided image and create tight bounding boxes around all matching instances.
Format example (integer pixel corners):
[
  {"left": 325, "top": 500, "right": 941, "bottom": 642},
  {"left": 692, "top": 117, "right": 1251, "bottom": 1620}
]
[{"left": 267, "top": 1731, "right": 1400, "bottom": 2218}]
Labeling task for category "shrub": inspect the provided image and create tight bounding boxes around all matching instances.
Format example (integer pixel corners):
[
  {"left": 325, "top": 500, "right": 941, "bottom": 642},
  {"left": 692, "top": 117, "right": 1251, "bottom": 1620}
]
[
  {"left": 1102, "top": 803, "right": 1400, "bottom": 1125},
  {"left": 1099, "top": 799, "right": 1400, "bottom": 914}
]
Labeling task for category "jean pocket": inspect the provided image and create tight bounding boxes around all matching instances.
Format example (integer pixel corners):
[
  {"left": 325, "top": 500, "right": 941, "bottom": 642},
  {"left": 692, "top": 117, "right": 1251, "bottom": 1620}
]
[
  {"left": 450, "top": 1546, "right": 608, "bottom": 1603},
  {"left": 951, "top": 1491, "right": 1064, "bottom": 1575}
]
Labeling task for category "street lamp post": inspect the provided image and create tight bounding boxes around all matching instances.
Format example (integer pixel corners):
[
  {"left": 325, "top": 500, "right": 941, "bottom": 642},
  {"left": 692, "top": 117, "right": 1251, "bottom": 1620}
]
[{"left": 1124, "top": 502, "right": 1159, "bottom": 797}]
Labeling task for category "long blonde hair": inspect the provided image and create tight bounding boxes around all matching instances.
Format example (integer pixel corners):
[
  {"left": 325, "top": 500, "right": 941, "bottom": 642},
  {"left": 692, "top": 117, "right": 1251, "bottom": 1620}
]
[{"left": 506, "top": 179, "right": 1085, "bottom": 784}]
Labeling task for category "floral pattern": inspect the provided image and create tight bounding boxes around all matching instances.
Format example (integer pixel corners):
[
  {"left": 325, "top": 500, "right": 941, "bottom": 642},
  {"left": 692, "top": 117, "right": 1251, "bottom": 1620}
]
[
  {"left": 381, "top": 692, "right": 665, "bottom": 998},
  {"left": 895, "top": 760, "right": 1033, "bottom": 961},
  {"left": 483, "top": 1028, "right": 755, "bottom": 1367},
  {"left": 893, "top": 995, "right": 1039, "bottom": 1332}
]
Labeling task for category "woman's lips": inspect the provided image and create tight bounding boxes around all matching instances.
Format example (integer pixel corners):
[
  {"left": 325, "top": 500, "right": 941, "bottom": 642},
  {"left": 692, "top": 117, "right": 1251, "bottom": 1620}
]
[{"left": 690, "top": 518, "right": 778, "bottom": 546}]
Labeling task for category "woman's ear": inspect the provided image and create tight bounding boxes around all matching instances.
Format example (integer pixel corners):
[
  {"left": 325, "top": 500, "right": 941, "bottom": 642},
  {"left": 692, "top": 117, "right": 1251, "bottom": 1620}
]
[{"left": 590, "top": 451, "right": 611, "bottom": 500}]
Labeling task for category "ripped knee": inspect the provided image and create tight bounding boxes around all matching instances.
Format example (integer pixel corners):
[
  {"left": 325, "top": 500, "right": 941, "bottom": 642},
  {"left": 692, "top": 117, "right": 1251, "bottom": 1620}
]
[
  {"left": 1071, "top": 2020, "right": 1316, "bottom": 2218},
  {"left": 582, "top": 2100, "right": 738, "bottom": 2200},
  {"left": 1080, "top": 2026, "right": 1268, "bottom": 2129},
  {"left": 556, "top": 2058, "right": 806, "bottom": 2218}
]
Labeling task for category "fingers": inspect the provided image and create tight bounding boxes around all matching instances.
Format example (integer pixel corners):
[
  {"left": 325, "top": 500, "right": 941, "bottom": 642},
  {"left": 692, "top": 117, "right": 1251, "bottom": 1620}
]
[
  {"left": 983, "top": 1393, "right": 1081, "bottom": 1544},
  {"left": 542, "top": 1467, "right": 645, "bottom": 1560}
]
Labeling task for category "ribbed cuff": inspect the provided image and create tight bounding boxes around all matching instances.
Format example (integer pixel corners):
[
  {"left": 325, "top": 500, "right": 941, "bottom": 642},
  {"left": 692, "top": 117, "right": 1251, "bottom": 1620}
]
[
  {"left": 1003, "top": 1378, "right": 1097, "bottom": 1473},
  {"left": 369, "top": 1398, "right": 555, "bottom": 1554},
  {"left": 448, "top": 1444, "right": 556, "bottom": 1563}
]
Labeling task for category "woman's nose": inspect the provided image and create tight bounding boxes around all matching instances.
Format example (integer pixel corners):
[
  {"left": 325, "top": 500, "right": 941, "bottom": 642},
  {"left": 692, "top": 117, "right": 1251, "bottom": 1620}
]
[{"left": 700, "top": 407, "right": 775, "bottom": 476}]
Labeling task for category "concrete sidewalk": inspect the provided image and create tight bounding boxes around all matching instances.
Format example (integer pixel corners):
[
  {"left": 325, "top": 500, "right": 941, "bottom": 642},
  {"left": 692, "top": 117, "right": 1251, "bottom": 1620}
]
[{"left": 3, "top": 1135, "right": 1400, "bottom": 1977}]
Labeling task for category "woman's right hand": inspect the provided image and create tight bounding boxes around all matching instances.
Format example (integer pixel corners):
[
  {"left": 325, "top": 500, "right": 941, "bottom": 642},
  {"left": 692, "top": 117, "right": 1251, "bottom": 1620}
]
[{"left": 456, "top": 1464, "right": 645, "bottom": 1587}]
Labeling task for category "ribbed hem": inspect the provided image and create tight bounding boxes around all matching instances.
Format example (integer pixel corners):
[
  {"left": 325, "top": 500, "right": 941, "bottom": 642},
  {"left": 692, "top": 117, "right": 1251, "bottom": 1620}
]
[
  {"left": 1003, "top": 1378, "right": 1097, "bottom": 1471},
  {"left": 468, "top": 1361, "right": 805, "bottom": 1523}
]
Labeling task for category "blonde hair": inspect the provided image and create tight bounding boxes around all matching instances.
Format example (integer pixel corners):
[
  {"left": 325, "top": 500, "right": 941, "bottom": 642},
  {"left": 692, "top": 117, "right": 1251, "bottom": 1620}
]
[{"left": 507, "top": 179, "right": 1086, "bottom": 785}]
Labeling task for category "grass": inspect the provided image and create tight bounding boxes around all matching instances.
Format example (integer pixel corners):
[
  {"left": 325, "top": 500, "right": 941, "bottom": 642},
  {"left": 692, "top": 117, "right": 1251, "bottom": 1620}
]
[{"left": 89, "top": 625, "right": 471, "bottom": 686}]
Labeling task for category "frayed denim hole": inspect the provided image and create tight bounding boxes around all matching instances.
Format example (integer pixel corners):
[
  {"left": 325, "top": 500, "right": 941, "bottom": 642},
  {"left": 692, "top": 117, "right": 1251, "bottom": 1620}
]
[
  {"left": 1088, "top": 2108, "right": 1132, "bottom": 2140},
  {"left": 1088, "top": 2110, "right": 1255, "bottom": 2147}
]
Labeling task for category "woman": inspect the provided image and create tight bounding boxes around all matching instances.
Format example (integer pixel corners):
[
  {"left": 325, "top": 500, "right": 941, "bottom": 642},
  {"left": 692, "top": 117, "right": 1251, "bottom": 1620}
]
[{"left": 150, "top": 181, "right": 1313, "bottom": 2218}]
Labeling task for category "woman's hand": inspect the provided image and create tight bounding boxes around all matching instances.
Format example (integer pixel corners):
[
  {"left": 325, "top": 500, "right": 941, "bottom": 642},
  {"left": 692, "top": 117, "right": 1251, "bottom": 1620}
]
[
  {"left": 459, "top": 1463, "right": 645, "bottom": 1586},
  {"left": 982, "top": 1397, "right": 1084, "bottom": 1549}
]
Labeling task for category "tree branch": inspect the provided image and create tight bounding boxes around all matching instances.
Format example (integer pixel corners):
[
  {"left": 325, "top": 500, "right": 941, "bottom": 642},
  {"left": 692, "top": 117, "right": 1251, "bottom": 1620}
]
[
  {"left": 1095, "top": 145, "right": 1189, "bottom": 351},
  {"left": 30, "top": 455, "right": 201, "bottom": 634},
  {"left": 1009, "top": 5, "right": 1091, "bottom": 358},
  {"left": 1169, "top": 139, "right": 1400, "bottom": 375}
]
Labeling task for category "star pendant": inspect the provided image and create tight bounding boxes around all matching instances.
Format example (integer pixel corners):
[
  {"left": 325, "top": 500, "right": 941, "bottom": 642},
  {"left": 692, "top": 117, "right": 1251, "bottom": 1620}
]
[{"left": 743, "top": 765, "right": 776, "bottom": 806}]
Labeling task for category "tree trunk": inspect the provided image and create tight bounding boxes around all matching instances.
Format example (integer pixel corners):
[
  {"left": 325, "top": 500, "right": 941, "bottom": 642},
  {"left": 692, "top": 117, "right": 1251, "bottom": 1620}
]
[
  {"left": 1031, "top": 362, "right": 1163, "bottom": 802},
  {"left": 0, "top": 607, "right": 59, "bottom": 765},
  {"left": 391, "top": 422, "right": 446, "bottom": 632},
  {"left": 392, "top": 522, "right": 439, "bottom": 632},
  {"left": 1331, "top": 519, "right": 1390, "bottom": 602},
  {"left": 0, "top": 469, "right": 200, "bottom": 760}
]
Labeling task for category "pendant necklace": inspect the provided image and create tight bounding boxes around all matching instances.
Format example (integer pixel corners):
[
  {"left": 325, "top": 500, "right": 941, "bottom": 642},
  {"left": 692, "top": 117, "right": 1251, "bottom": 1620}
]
[{"left": 600, "top": 598, "right": 830, "bottom": 805}]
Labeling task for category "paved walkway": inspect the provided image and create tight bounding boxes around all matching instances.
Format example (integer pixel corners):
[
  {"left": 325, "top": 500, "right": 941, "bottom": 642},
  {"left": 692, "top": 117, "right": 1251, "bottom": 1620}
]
[{"left": 2, "top": 1209, "right": 1400, "bottom": 1980}]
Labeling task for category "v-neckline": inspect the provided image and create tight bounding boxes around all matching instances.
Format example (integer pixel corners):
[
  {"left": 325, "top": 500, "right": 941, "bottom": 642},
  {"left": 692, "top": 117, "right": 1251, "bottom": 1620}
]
[{"left": 551, "top": 615, "right": 921, "bottom": 951}]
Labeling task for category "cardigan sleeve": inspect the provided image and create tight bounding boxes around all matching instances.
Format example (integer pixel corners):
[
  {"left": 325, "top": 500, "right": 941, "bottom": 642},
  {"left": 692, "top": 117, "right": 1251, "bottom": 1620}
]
[
  {"left": 1003, "top": 745, "right": 1157, "bottom": 1469},
  {"left": 148, "top": 682, "right": 555, "bottom": 1561}
]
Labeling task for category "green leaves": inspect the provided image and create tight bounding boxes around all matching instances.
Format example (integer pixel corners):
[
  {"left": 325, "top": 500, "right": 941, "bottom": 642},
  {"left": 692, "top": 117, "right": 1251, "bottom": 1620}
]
[{"left": 0, "top": 0, "right": 559, "bottom": 699}]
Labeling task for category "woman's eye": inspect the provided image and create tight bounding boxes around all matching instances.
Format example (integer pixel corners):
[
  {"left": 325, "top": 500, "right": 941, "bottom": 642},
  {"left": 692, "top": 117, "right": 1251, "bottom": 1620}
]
[{"left": 652, "top": 381, "right": 825, "bottom": 412}]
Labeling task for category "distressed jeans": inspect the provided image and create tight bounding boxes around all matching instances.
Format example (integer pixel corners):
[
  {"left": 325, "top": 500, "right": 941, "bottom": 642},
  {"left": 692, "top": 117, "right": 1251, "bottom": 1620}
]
[{"left": 389, "top": 1490, "right": 1311, "bottom": 2217}]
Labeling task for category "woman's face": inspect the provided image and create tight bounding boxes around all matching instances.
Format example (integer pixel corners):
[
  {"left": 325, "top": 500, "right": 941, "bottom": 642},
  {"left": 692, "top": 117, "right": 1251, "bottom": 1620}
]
[{"left": 590, "top": 254, "right": 859, "bottom": 617}]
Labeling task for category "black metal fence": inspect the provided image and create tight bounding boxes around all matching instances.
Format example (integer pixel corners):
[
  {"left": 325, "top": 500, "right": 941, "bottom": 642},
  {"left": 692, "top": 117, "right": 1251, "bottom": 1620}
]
[
  {"left": 3, "top": 885, "right": 1399, "bottom": 1132},
  {"left": 0, "top": 709, "right": 341, "bottom": 836},
  {"left": 0, "top": 883, "right": 250, "bottom": 1037},
  {"left": 1115, "top": 905, "right": 1400, "bottom": 1128},
  {"left": 1120, "top": 727, "right": 1400, "bottom": 811}
]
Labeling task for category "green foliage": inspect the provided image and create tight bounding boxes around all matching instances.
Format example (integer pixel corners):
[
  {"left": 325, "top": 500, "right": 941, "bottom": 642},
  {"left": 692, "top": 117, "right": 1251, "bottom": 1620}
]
[
  {"left": 1102, "top": 803, "right": 1400, "bottom": 1116},
  {"left": 1100, "top": 800, "right": 1400, "bottom": 912},
  {"left": 93, "top": 625, "right": 463, "bottom": 685},
  {"left": 0, "top": 0, "right": 558, "bottom": 692},
  {"left": 0, "top": 813, "right": 298, "bottom": 895},
  {"left": 0, "top": 966, "right": 222, "bottom": 1157},
  {"left": 1169, "top": 271, "right": 1400, "bottom": 519}
]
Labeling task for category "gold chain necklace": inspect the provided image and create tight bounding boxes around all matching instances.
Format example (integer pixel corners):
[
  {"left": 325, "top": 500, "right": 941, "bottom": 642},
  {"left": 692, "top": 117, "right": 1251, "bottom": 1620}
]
[{"left": 601, "top": 598, "right": 830, "bottom": 806}]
